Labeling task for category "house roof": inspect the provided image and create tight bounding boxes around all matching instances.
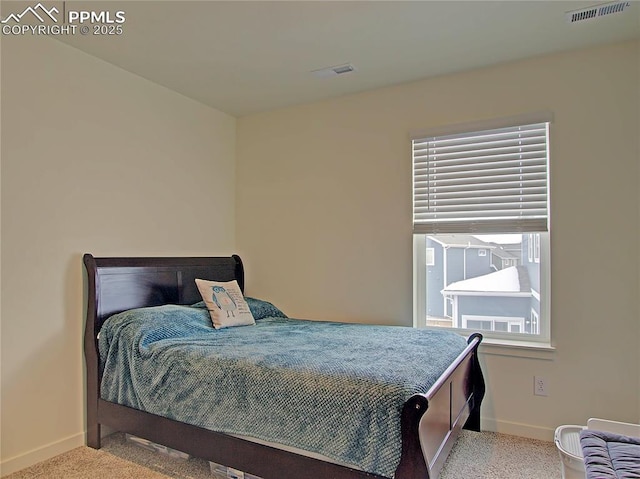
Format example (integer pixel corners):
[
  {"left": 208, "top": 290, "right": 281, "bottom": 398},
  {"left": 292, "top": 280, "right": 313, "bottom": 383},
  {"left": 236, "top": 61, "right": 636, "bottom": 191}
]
[
  {"left": 428, "top": 235, "right": 495, "bottom": 249},
  {"left": 442, "top": 266, "right": 531, "bottom": 296}
]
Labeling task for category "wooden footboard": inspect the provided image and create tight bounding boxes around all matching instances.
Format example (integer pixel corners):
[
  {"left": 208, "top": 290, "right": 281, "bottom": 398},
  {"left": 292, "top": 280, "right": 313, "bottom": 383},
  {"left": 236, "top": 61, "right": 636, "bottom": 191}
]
[
  {"left": 83, "top": 254, "right": 484, "bottom": 479},
  {"left": 396, "top": 333, "right": 484, "bottom": 479}
]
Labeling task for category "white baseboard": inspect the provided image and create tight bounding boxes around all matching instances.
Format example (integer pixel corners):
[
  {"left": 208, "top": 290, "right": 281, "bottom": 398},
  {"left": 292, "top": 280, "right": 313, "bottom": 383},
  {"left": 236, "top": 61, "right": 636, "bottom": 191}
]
[
  {"left": 0, "top": 432, "right": 85, "bottom": 477},
  {"left": 481, "top": 416, "right": 556, "bottom": 442}
]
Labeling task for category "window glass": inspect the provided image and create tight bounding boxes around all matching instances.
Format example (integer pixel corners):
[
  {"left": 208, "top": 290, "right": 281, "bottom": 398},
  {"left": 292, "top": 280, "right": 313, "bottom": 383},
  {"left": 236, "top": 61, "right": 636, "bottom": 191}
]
[{"left": 421, "top": 233, "right": 544, "bottom": 338}]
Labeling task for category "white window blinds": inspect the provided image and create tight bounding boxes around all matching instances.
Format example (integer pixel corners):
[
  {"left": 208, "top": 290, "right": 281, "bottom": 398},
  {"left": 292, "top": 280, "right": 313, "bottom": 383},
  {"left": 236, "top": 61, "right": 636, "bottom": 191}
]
[{"left": 412, "top": 120, "right": 550, "bottom": 234}]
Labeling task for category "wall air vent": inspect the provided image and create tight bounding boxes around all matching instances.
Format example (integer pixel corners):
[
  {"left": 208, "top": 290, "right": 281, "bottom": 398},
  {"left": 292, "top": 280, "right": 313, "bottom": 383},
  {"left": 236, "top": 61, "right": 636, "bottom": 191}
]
[
  {"left": 566, "top": 1, "right": 631, "bottom": 23},
  {"left": 311, "top": 63, "right": 356, "bottom": 79}
]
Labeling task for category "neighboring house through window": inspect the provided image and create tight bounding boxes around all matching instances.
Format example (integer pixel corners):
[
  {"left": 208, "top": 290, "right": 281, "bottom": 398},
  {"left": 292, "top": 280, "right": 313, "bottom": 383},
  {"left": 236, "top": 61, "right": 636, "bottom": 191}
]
[
  {"left": 412, "top": 113, "right": 551, "bottom": 344},
  {"left": 426, "top": 247, "right": 435, "bottom": 266}
]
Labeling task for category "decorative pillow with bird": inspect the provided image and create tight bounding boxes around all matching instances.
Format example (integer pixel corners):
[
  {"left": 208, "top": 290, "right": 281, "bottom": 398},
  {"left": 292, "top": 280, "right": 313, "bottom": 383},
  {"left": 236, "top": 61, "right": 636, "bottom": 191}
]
[{"left": 195, "top": 279, "right": 255, "bottom": 329}]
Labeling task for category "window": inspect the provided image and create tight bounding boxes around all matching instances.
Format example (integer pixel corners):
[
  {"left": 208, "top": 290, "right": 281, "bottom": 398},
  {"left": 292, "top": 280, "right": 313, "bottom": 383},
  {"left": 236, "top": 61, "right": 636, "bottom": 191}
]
[
  {"left": 463, "top": 315, "right": 525, "bottom": 333},
  {"left": 426, "top": 247, "right": 435, "bottom": 266},
  {"left": 530, "top": 309, "right": 540, "bottom": 335},
  {"left": 412, "top": 113, "right": 551, "bottom": 344}
]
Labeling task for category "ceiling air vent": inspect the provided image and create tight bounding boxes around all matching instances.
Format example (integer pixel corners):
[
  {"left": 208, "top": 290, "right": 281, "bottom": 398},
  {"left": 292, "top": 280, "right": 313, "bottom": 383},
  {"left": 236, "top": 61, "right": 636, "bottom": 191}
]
[
  {"left": 311, "top": 63, "right": 356, "bottom": 79},
  {"left": 566, "top": 1, "right": 631, "bottom": 23}
]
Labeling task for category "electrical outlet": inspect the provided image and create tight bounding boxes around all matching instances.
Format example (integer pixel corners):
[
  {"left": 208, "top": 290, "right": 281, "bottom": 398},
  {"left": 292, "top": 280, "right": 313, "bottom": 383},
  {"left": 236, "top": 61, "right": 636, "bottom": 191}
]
[{"left": 534, "top": 376, "right": 548, "bottom": 396}]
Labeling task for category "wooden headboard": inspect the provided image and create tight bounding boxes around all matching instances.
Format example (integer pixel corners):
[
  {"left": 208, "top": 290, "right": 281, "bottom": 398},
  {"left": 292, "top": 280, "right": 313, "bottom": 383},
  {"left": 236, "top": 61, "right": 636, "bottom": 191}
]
[{"left": 83, "top": 254, "right": 244, "bottom": 333}]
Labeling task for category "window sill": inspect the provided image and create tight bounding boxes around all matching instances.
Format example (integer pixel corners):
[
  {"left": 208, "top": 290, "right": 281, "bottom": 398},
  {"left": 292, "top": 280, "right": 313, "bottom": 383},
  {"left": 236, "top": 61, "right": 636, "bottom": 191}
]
[{"left": 478, "top": 337, "right": 556, "bottom": 360}]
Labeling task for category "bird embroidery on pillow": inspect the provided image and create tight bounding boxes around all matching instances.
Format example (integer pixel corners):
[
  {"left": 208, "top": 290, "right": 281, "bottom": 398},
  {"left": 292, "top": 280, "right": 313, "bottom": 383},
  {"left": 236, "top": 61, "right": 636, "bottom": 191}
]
[{"left": 211, "top": 286, "right": 237, "bottom": 317}]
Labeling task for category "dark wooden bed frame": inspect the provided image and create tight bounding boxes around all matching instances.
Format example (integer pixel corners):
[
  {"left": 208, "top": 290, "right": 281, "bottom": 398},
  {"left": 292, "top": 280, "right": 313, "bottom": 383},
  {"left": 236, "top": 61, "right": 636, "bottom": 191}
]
[{"left": 83, "top": 253, "right": 485, "bottom": 479}]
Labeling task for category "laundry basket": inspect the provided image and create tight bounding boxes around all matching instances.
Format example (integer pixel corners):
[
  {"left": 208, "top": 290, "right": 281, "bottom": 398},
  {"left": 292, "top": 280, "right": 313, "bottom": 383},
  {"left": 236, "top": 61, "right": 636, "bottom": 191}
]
[{"left": 554, "top": 425, "right": 586, "bottom": 479}]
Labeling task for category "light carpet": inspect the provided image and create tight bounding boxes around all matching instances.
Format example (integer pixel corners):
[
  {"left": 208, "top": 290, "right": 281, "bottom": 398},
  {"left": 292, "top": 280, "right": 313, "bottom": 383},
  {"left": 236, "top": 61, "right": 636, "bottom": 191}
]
[{"left": 4, "top": 430, "right": 562, "bottom": 479}]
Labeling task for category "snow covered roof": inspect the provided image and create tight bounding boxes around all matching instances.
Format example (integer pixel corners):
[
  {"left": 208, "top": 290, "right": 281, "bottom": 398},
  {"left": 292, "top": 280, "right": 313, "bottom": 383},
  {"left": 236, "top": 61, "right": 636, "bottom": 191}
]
[{"left": 442, "top": 266, "right": 531, "bottom": 296}]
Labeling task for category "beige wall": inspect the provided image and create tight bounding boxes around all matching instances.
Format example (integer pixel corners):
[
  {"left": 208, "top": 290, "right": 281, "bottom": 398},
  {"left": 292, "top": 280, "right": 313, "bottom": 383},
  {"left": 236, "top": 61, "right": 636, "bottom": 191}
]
[
  {"left": 0, "top": 35, "right": 236, "bottom": 474},
  {"left": 237, "top": 40, "right": 640, "bottom": 438}
]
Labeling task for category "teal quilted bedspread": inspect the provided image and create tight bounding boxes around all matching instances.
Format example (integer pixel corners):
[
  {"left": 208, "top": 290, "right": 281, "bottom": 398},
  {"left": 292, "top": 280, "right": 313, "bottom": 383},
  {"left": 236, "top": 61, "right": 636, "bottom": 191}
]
[{"left": 98, "top": 304, "right": 467, "bottom": 477}]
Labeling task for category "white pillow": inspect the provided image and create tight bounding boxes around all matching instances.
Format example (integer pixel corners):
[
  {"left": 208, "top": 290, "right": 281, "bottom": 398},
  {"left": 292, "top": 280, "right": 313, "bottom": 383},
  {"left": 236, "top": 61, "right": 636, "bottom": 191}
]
[{"left": 195, "top": 279, "right": 255, "bottom": 329}]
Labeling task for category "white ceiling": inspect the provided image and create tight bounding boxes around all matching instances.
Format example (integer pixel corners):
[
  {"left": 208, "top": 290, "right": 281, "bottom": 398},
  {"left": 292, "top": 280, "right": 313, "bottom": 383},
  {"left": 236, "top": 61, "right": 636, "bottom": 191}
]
[{"left": 54, "top": 1, "right": 640, "bottom": 117}]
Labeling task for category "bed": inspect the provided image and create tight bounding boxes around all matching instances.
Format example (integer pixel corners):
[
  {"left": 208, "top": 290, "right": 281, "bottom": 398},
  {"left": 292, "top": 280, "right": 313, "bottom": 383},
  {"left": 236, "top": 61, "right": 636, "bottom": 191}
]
[{"left": 83, "top": 253, "right": 485, "bottom": 479}]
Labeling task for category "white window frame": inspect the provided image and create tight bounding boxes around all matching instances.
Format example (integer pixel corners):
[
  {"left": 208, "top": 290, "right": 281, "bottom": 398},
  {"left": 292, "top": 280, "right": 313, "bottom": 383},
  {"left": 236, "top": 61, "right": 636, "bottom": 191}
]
[
  {"left": 415, "top": 233, "right": 551, "bottom": 344},
  {"left": 412, "top": 113, "right": 552, "bottom": 349}
]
